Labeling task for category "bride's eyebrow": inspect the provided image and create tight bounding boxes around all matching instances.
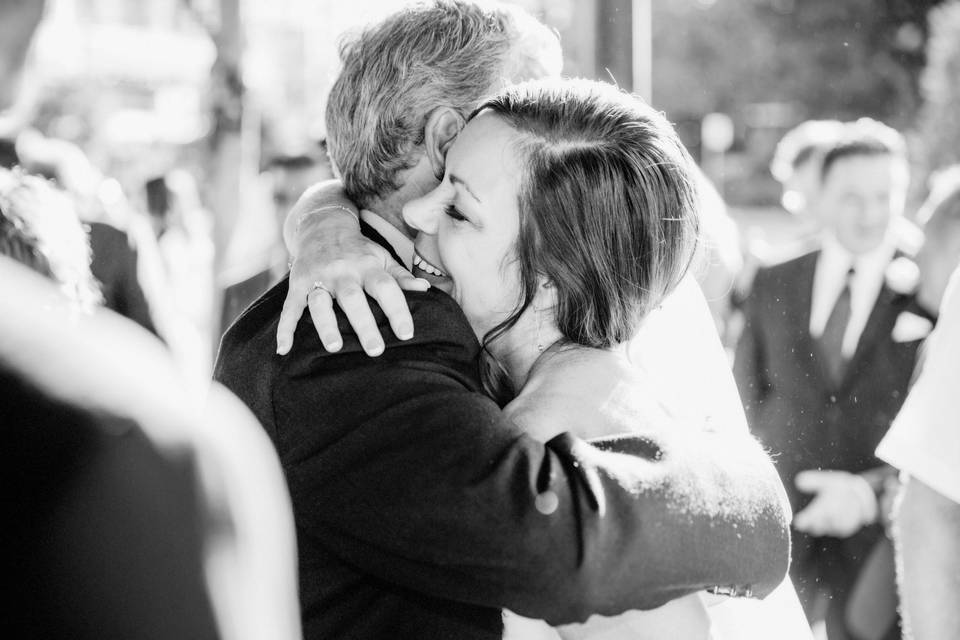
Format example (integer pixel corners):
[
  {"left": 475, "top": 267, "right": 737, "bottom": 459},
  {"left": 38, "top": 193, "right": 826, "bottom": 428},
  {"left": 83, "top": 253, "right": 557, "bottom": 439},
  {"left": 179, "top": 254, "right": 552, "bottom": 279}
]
[{"left": 448, "top": 174, "right": 482, "bottom": 204}]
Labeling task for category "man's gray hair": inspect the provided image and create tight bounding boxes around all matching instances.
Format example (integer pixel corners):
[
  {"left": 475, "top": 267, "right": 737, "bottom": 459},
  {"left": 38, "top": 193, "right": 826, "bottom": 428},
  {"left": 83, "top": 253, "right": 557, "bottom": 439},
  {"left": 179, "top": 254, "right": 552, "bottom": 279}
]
[{"left": 325, "top": 0, "right": 562, "bottom": 207}]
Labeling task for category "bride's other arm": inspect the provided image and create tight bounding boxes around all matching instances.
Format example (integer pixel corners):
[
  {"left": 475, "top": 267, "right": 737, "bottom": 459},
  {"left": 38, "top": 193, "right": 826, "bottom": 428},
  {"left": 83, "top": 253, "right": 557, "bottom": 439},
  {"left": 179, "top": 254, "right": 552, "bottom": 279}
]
[{"left": 276, "top": 180, "right": 428, "bottom": 356}]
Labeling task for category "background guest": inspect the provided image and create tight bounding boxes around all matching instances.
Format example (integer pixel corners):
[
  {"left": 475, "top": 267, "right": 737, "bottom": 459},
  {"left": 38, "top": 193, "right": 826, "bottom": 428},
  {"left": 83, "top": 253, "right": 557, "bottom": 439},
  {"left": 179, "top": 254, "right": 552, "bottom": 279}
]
[
  {"left": 734, "top": 119, "right": 931, "bottom": 640},
  {"left": 12, "top": 129, "right": 169, "bottom": 338}
]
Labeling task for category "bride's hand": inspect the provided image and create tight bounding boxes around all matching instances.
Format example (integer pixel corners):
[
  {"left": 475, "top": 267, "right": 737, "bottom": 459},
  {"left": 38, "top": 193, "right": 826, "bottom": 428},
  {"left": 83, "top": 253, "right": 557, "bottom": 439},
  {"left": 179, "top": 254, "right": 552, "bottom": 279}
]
[{"left": 276, "top": 183, "right": 429, "bottom": 356}]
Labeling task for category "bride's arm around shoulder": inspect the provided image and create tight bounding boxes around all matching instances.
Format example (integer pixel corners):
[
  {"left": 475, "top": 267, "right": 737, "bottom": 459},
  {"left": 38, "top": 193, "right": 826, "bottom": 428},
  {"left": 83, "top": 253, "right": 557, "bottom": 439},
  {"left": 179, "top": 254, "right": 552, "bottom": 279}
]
[{"left": 507, "top": 347, "right": 792, "bottom": 604}]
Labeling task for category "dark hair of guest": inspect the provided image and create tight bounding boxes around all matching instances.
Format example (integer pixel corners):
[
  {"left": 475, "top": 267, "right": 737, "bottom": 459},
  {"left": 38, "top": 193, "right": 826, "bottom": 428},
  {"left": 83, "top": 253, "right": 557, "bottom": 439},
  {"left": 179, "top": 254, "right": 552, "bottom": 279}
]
[
  {"left": 820, "top": 119, "right": 907, "bottom": 181},
  {"left": 472, "top": 79, "right": 700, "bottom": 402}
]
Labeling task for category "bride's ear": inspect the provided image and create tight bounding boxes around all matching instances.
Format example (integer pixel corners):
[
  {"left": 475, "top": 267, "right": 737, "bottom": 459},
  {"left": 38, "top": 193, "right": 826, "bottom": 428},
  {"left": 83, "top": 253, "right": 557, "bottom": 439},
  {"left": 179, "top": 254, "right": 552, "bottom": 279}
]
[
  {"left": 424, "top": 107, "right": 465, "bottom": 179},
  {"left": 537, "top": 277, "right": 558, "bottom": 307}
]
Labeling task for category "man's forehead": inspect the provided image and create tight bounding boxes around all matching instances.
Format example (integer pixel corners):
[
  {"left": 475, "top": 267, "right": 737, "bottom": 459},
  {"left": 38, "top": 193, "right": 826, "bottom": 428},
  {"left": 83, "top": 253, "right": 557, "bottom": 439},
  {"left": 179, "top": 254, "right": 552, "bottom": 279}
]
[{"left": 824, "top": 153, "right": 903, "bottom": 184}]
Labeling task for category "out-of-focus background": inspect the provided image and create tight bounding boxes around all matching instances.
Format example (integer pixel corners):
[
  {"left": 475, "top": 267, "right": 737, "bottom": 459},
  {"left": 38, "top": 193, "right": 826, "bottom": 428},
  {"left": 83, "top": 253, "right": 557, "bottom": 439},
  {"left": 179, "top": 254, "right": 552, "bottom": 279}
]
[{"left": 4, "top": 0, "right": 959, "bottom": 372}]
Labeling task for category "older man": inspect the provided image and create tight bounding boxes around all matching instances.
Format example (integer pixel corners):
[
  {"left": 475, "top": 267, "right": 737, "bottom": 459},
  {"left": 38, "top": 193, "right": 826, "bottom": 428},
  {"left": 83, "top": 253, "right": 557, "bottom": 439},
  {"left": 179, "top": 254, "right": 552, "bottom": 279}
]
[{"left": 215, "top": 2, "right": 791, "bottom": 639}]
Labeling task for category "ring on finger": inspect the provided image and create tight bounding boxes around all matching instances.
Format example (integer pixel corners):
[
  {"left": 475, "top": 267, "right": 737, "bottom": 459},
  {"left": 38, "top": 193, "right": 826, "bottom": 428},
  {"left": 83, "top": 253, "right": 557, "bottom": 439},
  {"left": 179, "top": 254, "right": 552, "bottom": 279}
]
[{"left": 307, "top": 280, "right": 334, "bottom": 301}]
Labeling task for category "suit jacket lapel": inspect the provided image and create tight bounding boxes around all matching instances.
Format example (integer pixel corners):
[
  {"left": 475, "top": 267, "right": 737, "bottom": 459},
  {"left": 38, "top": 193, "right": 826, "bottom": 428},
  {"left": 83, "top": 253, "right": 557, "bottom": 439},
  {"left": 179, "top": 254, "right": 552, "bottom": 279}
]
[
  {"left": 842, "top": 284, "right": 902, "bottom": 387},
  {"left": 793, "top": 251, "right": 830, "bottom": 387}
]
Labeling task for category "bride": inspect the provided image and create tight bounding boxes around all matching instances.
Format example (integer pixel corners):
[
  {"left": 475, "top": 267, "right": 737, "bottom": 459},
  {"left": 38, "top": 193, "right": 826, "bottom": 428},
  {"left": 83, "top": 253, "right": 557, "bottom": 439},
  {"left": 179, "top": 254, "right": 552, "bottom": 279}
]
[{"left": 279, "top": 78, "right": 811, "bottom": 639}]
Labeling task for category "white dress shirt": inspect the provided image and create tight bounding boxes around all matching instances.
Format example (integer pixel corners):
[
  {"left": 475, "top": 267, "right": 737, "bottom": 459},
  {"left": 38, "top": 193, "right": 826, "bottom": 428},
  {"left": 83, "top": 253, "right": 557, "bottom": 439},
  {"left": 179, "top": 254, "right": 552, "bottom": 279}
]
[
  {"left": 360, "top": 209, "right": 415, "bottom": 271},
  {"left": 877, "top": 267, "right": 960, "bottom": 504},
  {"left": 809, "top": 235, "right": 897, "bottom": 359}
]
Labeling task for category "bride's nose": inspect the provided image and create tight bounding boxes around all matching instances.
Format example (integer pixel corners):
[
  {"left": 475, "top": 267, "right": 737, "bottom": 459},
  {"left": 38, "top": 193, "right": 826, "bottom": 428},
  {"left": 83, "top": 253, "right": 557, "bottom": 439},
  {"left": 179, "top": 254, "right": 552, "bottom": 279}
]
[{"left": 402, "top": 187, "right": 445, "bottom": 235}]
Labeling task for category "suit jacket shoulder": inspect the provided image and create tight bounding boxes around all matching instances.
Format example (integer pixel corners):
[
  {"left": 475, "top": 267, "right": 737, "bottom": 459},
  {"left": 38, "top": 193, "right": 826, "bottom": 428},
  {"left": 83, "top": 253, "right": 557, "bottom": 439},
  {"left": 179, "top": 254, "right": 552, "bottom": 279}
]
[{"left": 752, "top": 249, "right": 818, "bottom": 294}]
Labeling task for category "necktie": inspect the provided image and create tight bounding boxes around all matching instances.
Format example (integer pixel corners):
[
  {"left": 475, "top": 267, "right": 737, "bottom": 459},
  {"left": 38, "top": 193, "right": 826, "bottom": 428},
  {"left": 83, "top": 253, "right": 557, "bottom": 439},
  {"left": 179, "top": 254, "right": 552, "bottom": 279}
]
[{"left": 821, "top": 268, "right": 854, "bottom": 385}]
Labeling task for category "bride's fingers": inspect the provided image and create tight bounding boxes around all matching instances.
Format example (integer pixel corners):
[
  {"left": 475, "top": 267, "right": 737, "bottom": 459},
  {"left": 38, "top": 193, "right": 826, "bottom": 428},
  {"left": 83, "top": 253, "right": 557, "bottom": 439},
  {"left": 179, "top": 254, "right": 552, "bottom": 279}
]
[
  {"left": 336, "top": 282, "right": 384, "bottom": 356},
  {"left": 365, "top": 269, "right": 414, "bottom": 341},
  {"left": 391, "top": 263, "right": 431, "bottom": 292},
  {"left": 307, "top": 289, "right": 343, "bottom": 353},
  {"left": 276, "top": 284, "right": 308, "bottom": 355}
]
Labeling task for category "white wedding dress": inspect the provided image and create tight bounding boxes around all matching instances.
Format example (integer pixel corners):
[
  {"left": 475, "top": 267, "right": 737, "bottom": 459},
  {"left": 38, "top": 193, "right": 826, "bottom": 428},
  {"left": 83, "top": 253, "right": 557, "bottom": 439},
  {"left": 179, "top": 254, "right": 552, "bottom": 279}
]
[{"left": 501, "top": 277, "right": 812, "bottom": 640}]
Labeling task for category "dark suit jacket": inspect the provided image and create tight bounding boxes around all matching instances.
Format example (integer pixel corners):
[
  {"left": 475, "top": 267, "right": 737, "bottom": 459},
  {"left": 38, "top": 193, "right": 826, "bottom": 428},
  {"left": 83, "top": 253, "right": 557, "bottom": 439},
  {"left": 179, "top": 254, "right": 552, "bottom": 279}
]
[
  {"left": 734, "top": 249, "right": 929, "bottom": 598},
  {"left": 215, "top": 221, "right": 790, "bottom": 639},
  {"left": 220, "top": 267, "right": 277, "bottom": 337}
]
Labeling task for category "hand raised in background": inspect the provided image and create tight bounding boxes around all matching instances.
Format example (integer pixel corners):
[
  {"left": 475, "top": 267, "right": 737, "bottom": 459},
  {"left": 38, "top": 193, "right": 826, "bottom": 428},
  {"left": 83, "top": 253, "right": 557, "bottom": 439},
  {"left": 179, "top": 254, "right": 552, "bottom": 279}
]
[{"left": 793, "top": 469, "right": 878, "bottom": 538}]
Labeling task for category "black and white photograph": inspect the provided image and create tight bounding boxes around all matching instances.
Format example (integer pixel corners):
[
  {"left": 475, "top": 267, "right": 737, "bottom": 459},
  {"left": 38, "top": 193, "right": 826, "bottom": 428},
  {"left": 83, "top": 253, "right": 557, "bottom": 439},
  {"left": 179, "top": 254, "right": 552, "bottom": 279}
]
[{"left": 2, "top": 1, "right": 958, "bottom": 638}]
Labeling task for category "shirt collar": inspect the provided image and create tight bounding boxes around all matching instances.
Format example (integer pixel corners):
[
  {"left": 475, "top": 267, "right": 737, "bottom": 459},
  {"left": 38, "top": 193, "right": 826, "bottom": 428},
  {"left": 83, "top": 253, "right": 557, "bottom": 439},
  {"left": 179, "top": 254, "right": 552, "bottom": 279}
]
[
  {"left": 359, "top": 209, "right": 415, "bottom": 271},
  {"left": 820, "top": 232, "right": 896, "bottom": 284}
]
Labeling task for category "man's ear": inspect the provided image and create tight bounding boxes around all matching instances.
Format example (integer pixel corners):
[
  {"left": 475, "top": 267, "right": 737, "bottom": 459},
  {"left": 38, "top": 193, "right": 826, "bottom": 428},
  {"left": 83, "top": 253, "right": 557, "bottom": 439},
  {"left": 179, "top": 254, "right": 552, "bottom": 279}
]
[{"left": 423, "top": 107, "right": 465, "bottom": 180}]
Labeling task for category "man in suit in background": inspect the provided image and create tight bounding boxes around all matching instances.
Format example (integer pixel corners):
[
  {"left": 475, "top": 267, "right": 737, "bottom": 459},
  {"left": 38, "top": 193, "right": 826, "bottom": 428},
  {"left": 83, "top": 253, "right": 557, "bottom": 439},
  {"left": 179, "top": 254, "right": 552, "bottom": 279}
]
[
  {"left": 216, "top": 2, "right": 792, "bottom": 639},
  {"left": 735, "top": 119, "right": 932, "bottom": 640}
]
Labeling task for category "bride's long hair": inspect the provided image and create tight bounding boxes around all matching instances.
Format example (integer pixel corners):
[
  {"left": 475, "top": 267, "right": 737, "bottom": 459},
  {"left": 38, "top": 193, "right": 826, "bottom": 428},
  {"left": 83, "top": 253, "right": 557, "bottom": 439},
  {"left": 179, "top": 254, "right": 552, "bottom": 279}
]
[{"left": 473, "top": 79, "right": 701, "bottom": 404}]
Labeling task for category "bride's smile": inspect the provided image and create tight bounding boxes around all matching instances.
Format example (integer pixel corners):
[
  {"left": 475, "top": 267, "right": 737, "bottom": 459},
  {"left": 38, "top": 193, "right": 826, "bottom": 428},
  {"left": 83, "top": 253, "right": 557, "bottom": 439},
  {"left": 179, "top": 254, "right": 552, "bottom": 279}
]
[{"left": 404, "top": 112, "right": 527, "bottom": 339}]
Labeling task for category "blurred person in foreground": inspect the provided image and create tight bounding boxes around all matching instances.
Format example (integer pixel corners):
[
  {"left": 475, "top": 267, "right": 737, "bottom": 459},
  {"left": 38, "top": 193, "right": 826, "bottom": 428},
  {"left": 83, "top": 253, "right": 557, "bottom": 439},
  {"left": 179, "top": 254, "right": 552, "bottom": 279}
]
[
  {"left": 218, "top": 2, "right": 798, "bottom": 638},
  {"left": 0, "top": 166, "right": 219, "bottom": 639},
  {"left": 913, "top": 165, "right": 960, "bottom": 318},
  {"left": 873, "top": 171, "right": 960, "bottom": 640},
  {"left": 875, "top": 264, "right": 960, "bottom": 640},
  {"left": 0, "top": 3, "right": 300, "bottom": 638},
  {"left": 219, "top": 145, "right": 333, "bottom": 334},
  {"left": 734, "top": 119, "right": 933, "bottom": 640}
]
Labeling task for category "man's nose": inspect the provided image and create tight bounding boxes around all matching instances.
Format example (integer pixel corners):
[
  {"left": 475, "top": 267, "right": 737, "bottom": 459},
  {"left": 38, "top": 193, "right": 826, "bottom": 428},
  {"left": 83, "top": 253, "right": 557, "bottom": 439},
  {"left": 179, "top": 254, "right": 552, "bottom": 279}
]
[
  {"left": 402, "top": 191, "right": 442, "bottom": 235},
  {"left": 864, "top": 200, "right": 893, "bottom": 227}
]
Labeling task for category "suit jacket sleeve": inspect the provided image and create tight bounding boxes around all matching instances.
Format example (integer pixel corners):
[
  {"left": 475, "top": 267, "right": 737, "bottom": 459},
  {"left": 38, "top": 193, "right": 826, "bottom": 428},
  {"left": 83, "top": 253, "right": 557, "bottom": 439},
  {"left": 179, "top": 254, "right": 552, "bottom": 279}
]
[{"left": 274, "top": 290, "right": 790, "bottom": 624}]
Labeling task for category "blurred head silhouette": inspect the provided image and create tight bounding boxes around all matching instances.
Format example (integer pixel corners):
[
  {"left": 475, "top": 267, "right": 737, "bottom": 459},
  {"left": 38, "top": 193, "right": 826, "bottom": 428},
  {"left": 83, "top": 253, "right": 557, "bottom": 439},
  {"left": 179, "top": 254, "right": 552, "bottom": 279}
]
[
  {"left": 815, "top": 118, "right": 909, "bottom": 255},
  {"left": 771, "top": 119, "right": 845, "bottom": 219}
]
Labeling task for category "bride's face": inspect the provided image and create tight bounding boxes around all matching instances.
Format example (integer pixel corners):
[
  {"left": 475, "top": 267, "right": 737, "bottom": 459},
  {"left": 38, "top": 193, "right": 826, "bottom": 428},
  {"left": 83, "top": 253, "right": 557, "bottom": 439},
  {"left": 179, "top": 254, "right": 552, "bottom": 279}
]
[{"left": 403, "top": 112, "right": 525, "bottom": 338}]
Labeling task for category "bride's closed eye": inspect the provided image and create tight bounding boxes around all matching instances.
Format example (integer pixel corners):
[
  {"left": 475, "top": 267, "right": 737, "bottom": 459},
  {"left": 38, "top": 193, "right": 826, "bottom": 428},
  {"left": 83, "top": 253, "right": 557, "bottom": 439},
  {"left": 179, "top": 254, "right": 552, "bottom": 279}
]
[{"left": 444, "top": 204, "right": 467, "bottom": 222}]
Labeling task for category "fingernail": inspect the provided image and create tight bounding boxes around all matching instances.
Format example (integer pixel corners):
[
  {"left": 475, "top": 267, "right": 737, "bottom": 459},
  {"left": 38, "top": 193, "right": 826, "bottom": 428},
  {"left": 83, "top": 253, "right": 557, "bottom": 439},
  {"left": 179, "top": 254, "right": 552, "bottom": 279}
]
[
  {"left": 365, "top": 341, "right": 384, "bottom": 356},
  {"left": 276, "top": 340, "right": 289, "bottom": 355},
  {"left": 326, "top": 340, "right": 343, "bottom": 353},
  {"left": 398, "top": 322, "right": 413, "bottom": 340}
]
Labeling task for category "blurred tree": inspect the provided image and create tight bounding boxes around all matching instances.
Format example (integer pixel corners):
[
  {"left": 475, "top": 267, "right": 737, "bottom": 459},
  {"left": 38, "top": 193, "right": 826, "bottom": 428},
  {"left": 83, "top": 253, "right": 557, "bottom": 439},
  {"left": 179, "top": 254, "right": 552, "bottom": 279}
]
[
  {"left": 916, "top": 0, "right": 960, "bottom": 187},
  {"left": 653, "top": 0, "right": 941, "bottom": 127},
  {"left": 652, "top": 0, "right": 944, "bottom": 206}
]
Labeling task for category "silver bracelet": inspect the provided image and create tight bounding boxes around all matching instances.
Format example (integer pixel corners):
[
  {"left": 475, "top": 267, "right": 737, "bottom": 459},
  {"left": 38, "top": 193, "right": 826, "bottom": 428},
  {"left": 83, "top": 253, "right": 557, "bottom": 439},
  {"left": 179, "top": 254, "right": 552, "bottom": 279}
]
[{"left": 295, "top": 204, "right": 360, "bottom": 236}]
